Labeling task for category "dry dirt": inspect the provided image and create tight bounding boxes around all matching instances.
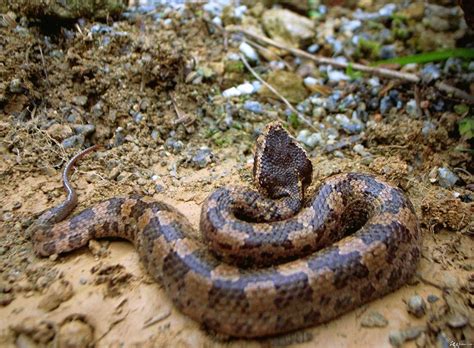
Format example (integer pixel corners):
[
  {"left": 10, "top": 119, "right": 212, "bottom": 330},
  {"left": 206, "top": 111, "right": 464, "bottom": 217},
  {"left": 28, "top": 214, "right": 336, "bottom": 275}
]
[{"left": 0, "top": 3, "right": 473, "bottom": 348}]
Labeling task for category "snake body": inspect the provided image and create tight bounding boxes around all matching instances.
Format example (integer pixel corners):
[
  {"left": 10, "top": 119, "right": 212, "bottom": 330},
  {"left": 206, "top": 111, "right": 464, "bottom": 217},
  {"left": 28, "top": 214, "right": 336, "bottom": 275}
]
[{"left": 31, "top": 122, "right": 421, "bottom": 337}]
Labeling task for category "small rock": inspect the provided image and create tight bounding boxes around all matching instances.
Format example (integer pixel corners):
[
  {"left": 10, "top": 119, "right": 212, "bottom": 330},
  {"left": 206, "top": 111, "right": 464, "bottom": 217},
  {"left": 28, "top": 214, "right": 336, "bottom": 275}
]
[
  {"left": 416, "top": 332, "right": 427, "bottom": 347},
  {"left": 222, "top": 87, "right": 241, "bottom": 98},
  {"left": 72, "top": 95, "right": 88, "bottom": 106},
  {"left": 46, "top": 124, "right": 73, "bottom": 141},
  {"left": 403, "top": 327, "right": 424, "bottom": 341},
  {"left": 38, "top": 279, "right": 74, "bottom": 311},
  {"left": 361, "top": 311, "right": 388, "bottom": 328},
  {"left": 389, "top": 330, "right": 405, "bottom": 347},
  {"left": 297, "top": 130, "right": 322, "bottom": 148},
  {"left": 327, "top": 70, "right": 349, "bottom": 82},
  {"left": 239, "top": 42, "right": 258, "bottom": 62},
  {"left": 243, "top": 100, "right": 263, "bottom": 114},
  {"left": 380, "top": 45, "right": 396, "bottom": 59},
  {"left": 57, "top": 320, "right": 94, "bottom": 348},
  {"left": 389, "top": 327, "right": 424, "bottom": 347},
  {"left": 437, "top": 167, "right": 459, "bottom": 188},
  {"left": 312, "top": 106, "right": 326, "bottom": 118},
  {"left": 262, "top": 8, "right": 314, "bottom": 47},
  {"left": 407, "top": 295, "right": 426, "bottom": 318},
  {"left": 164, "top": 138, "right": 184, "bottom": 153},
  {"left": 427, "top": 294, "right": 439, "bottom": 303},
  {"left": 421, "top": 64, "right": 441, "bottom": 83},
  {"left": 259, "top": 71, "right": 308, "bottom": 103},
  {"left": 307, "top": 44, "right": 320, "bottom": 53},
  {"left": 447, "top": 313, "right": 468, "bottom": 328},
  {"left": 0, "top": 293, "right": 14, "bottom": 306},
  {"left": 422, "top": 120, "right": 436, "bottom": 136},
  {"left": 406, "top": 99, "right": 418, "bottom": 117},
  {"left": 335, "top": 113, "right": 363, "bottom": 134},
  {"left": 2, "top": 212, "right": 13, "bottom": 222},
  {"left": 91, "top": 101, "right": 104, "bottom": 117},
  {"left": 380, "top": 96, "right": 393, "bottom": 114},
  {"left": 9, "top": 78, "right": 23, "bottom": 93},
  {"left": 61, "top": 134, "right": 85, "bottom": 149},
  {"left": 192, "top": 148, "right": 213, "bottom": 169},
  {"left": 353, "top": 144, "right": 370, "bottom": 157},
  {"left": 72, "top": 124, "right": 95, "bottom": 136},
  {"left": 237, "top": 82, "right": 255, "bottom": 95},
  {"left": 15, "top": 333, "right": 37, "bottom": 348}
]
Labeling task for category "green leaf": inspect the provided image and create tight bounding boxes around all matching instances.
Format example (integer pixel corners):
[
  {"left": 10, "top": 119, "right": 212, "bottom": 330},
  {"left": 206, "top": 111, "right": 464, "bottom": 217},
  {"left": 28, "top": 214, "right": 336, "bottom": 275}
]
[
  {"left": 288, "top": 113, "right": 300, "bottom": 128},
  {"left": 374, "top": 48, "right": 474, "bottom": 66},
  {"left": 346, "top": 63, "right": 363, "bottom": 80},
  {"left": 458, "top": 118, "right": 474, "bottom": 140}
]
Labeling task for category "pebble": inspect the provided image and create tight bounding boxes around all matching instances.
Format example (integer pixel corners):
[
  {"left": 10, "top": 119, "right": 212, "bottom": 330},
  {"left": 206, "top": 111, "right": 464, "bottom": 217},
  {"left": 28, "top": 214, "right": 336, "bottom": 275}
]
[
  {"left": 335, "top": 113, "right": 363, "bottom": 134},
  {"left": 406, "top": 99, "right": 418, "bottom": 117},
  {"left": 380, "top": 45, "right": 396, "bottom": 59},
  {"left": 353, "top": 144, "right": 370, "bottom": 157},
  {"left": 72, "top": 124, "right": 95, "bottom": 136},
  {"left": 0, "top": 293, "right": 14, "bottom": 306},
  {"left": 164, "top": 138, "right": 184, "bottom": 153},
  {"left": 38, "top": 279, "right": 74, "bottom": 311},
  {"left": 243, "top": 100, "right": 263, "bottom": 114},
  {"left": 72, "top": 95, "right": 88, "bottom": 106},
  {"left": 437, "top": 167, "right": 459, "bottom": 188},
  {"left": 389, "top": 327, "right": 424, "bottom": 347},
  {"left": 327, "top": 70, "right": 349, "bottom": 82},
  {"left": 447, "top": 313, "right": 468, "bottom": 328},
  {"left": 416, "top": 332, "right": 427, "bottom": 347},
  {"left": 236, "top": 82, "right": 255, "bottom": 95},
  {"left": 57, "top": 320, "right": 94, "bottom": 348},
  {"left": 222, "top": 87, "right": 241, "bottom": 98},
  {"left": 46, "top": 124, "right": 73, "bottom": 141},
  {"left": 61, "top": 134, "right": 85, "bottom": 149},
  {"left": 312, "top": 106, "right": 327, "bottom": 118},
  {"left": 407, "top": 295, "right": 426, "bottom": 318},
  {"left": 360, "top": 311, "right": 388, "bottom": 328},
  {"left": 307, "top": 44, "right": 320, "bottom": 53},
  {"left": 2, "top": 212, "right": 14, "bottom": 222},
  {"left": 9, "top": 78, "right": 23, "bottom": 93},
  {"left": 421, "top": 64, "right": 441, "bottom": 83},
  {"left": 421, "top": 120, "right": 436, "bottom": 136},
  {"left": 192, "top": 148, "right": 213, "bottom": 168},
  {"left": 380, "top": 96, "right": 393, "bottom": 114},
  {"left": 132, "top": 112, "right": 144, "bottom": 123},
  {"left": 239, "top": 42, "right": 258, "bottom": 62},
  {"left": 297, "top": 130, "right": 322, "bottom": 148},
  {"left": 91, "top": 101, "right": 104, "bottom": 117}
]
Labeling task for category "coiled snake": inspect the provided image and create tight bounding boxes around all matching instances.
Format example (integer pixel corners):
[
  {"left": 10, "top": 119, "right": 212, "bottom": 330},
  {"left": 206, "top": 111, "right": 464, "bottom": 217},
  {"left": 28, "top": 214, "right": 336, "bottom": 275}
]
[{"left": 30, "top": 122, "right": 421, "bottom": 337}]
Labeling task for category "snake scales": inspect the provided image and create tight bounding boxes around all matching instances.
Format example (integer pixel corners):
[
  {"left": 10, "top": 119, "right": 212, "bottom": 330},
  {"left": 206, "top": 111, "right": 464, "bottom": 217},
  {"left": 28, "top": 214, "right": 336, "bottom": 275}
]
[{"left": 31, "top": 122, "right": 421, "bottom": 338}]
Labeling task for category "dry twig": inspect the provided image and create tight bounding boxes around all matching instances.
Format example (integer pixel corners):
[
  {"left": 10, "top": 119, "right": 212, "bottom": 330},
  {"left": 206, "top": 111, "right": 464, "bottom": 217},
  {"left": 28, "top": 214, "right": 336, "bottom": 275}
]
[
  {"left": 228, "top": 27, "right": 474, "bottom": 104},
  {"left": 239, "top": 53, "right": 317, "bottom": 131}
]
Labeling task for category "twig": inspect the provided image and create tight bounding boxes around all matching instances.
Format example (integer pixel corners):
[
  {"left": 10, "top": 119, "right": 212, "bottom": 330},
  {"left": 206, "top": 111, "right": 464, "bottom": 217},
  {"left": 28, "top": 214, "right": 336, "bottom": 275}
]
[
  {"left": 239, "top": 53, "right": 317, "bottom": 131},
  {"left": 38, "top": 45, "right": 50, "bottom": 87},
  {"left": 414, "top": 84, "right": 423, "bottom": 118},
  {"left": 229, "top": 27, "right": 419, "bottom": 82},
  {"left": 228, "top": 27, "right": 474, "bottom": 104},
  {"left": 245, "top": 39, "right": 291, "bottom": 70},
  {"left": 435, "top": 81, "right": 474, "bottom": 103}
]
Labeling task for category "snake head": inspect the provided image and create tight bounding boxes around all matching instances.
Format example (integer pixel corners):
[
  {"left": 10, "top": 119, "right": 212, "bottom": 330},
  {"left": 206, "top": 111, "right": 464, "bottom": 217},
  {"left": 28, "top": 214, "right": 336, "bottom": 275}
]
[{"left": 253, "top": 122, "right": 313, "bottom": 200}]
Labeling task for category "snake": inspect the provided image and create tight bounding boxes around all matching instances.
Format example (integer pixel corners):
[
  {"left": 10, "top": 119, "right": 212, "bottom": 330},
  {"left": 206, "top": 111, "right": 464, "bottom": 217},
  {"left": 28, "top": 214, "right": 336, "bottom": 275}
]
[{"left": 30, "top": 122, "right": 422, "bottom": 338}]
